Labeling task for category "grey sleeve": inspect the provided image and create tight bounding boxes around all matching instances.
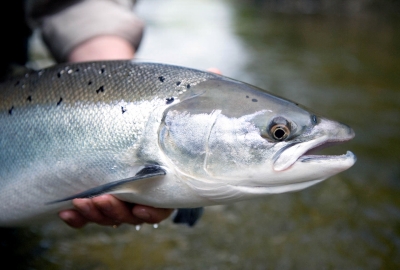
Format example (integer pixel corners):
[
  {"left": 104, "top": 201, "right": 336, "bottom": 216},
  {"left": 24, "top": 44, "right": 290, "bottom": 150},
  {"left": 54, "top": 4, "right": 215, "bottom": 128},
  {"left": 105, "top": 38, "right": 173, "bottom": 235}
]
[{"left": 26, "top": 0, "right": 144, "bottom": 62}]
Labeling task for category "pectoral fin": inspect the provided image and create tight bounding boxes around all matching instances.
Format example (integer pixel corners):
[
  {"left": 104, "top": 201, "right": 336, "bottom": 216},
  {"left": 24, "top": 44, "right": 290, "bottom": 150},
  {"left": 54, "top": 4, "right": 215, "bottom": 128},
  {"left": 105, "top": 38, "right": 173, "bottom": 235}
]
[
  {"left": 173, "top": 207, "right": 204, "bottom": 227},
  {"left": 46, "top": 165, "right": 166, "bottom": 204}
]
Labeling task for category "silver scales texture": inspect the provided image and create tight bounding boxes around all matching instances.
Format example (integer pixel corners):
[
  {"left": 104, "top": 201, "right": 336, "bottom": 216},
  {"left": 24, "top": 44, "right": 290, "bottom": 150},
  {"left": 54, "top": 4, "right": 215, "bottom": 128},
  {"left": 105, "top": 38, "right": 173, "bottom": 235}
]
[{"left": 0, "top": 61, "right": 217, "bottom": 222}]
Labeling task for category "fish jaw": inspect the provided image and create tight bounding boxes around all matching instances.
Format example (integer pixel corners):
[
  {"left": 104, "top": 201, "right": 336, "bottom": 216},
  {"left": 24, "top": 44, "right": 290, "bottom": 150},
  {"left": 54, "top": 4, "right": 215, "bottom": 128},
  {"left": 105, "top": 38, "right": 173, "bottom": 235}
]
[
  {"left": 272, "top": 116, "right": 356, "bottom": 176},
  {"left": 183, "top": 149, "right": 356, "bottom": 205}
]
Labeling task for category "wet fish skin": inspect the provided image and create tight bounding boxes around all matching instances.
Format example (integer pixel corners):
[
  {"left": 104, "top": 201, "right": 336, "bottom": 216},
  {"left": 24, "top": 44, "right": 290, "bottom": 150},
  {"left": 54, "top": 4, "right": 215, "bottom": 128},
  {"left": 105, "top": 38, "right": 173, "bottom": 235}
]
[
  {"left": 0, "top": 60, "right": 356, "bottom": 226},
  {"left": 0, "top": 60, "right": 216, "bottom": 225}
]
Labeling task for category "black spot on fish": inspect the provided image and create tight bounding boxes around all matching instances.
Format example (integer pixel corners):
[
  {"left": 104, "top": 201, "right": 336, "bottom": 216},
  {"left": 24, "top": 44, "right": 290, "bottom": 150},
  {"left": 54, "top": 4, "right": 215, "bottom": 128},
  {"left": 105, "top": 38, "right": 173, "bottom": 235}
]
[
  {"left": 75, "top": 68, "right": 80, "bottom": 72},
  {"left": 100, "top": 68, "right": 105, "bottom": 74},
  {"left": 121, "top": 106, "right": 127, "bottom": 114},
  {"left": 88, "top": 80, "right": 92, "bottom": 85},
  {"left": 166, "top": 97, "right": 174, "bottom": 104},
  {"left": 27, "top": 96, "right": 32, "bottom": 102},
  {"left": 96, "top": 86, "right": 104, "bottom": 94},
  {"left": 8, "top": 106, "right": 14, "bottom": 115},
  {"left": 246, "top": 95, "right": 249, "bottom": 98},
  {"left": 14, "top": 80, "right": 20, "bottom": 86},
  {"left": 252, "top": 98, "right": 258, "bottom": 102},
  {"left": 57, "top": 71, "right": 62, "bottom": 78},
  {"left": 57, "top": 97, "right": 63, "bottom": 106},
  {"left": 176, "top": 81, "right": 181, "bottom": 86},
  {"left": 295, "top": 103, "right": 299, "bottom": 106},
  {"left": 186, "top": 84, "right": 191, "bottom": 89},
  {"left": 158, "top": 76, "right": 165, "bottom": 82}
]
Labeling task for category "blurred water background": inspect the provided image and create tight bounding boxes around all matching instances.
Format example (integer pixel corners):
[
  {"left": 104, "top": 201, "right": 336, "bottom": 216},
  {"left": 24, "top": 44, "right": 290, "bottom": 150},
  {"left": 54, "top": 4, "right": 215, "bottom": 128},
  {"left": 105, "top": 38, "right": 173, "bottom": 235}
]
[{"left": 2, "top": 0, "right": 400, "bottom": 269}]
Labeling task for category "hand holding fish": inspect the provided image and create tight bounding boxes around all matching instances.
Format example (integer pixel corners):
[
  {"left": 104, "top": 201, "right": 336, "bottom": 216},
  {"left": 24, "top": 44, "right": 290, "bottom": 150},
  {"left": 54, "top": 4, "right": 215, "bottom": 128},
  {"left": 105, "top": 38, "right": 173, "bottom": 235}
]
[
  {"left": 59, "top": 66, "right": 222, "bottom": 229},
  {"left": 57, "top": 36, "right": 176, "bottom": 229},
  {"left": 0, "top": 61, "right": 355, "bottom": 227},
  {"left": 59, "top": 195, "right": 173, "bottom": 228}
]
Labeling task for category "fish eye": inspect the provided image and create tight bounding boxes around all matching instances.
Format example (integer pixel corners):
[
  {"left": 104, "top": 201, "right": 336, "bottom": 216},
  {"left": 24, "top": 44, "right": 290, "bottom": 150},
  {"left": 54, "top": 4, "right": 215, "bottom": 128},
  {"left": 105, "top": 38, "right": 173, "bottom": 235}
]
[
  {"left": 259, "top": 116, "right": 291, "bottom": 141},
  {"left": 270, "top": 124, "right": 290, "bottom": 141},
  {"left": 268, "top": 117, "right": 290, "bottom": 141}
]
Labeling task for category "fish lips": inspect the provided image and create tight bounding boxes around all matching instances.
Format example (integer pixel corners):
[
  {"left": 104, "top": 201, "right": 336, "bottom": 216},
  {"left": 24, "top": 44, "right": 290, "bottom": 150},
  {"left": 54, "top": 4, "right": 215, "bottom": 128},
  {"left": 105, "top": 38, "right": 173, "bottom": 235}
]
[{"left": 273, "top": 119, "right": 356, "bottom": 172}]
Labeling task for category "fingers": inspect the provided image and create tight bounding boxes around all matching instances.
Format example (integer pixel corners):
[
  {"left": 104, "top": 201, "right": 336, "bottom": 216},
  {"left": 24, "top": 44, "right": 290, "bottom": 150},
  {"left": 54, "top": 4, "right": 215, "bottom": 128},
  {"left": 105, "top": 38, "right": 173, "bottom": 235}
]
[
  {"left": 59, "top": 197, "right": 118, "bottom": 228},
  {"left": 91, "top": 195, "right": 144, "bottom": 225},
  {"left": 59, "top": 209, "right": 88, "bottom": 229},
  {"left": 59, "top": 195, "right": 173, "bottom": 229},
  {"left": 207, "top": 67, "right": 222, "bottom": 75},
  {"left": 132, "top": 204, "right": 174, "bottom": 224}
]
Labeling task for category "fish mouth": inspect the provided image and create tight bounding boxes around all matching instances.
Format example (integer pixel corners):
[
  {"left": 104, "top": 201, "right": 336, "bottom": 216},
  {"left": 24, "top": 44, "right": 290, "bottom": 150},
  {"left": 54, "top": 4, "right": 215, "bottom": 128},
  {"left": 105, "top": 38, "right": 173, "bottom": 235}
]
[
  {"left": 298, "top": 149, "right": 356, "bottom": 165},
  {"left": 273, "top": 120, "right": 356, "bottom": 172}
]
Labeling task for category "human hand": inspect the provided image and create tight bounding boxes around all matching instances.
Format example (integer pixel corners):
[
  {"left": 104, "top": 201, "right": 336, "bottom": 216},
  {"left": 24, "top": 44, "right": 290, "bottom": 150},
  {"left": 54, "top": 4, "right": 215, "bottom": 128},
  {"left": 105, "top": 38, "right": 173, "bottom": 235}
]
[{"left": 59, "top": 194, "right": 173, "bottom": 228}]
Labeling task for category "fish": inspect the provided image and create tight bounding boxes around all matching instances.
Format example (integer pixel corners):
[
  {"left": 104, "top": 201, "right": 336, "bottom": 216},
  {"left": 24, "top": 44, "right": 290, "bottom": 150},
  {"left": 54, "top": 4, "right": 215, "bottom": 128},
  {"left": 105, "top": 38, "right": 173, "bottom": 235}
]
[{"left": 0, "top": 60, "right": 356, "bottom": 227}]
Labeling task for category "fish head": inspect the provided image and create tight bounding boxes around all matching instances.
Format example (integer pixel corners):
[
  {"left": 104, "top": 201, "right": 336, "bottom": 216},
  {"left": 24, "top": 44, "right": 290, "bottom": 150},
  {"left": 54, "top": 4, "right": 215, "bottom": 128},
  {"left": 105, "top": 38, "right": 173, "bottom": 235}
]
[{"left": 158, "top": 77, "right": 356, "bottom": 197}]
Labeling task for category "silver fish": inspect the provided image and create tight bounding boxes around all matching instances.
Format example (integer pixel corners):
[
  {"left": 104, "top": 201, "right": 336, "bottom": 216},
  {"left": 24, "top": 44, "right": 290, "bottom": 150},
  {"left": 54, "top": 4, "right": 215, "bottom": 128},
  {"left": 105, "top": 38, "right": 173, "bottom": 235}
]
[{"left": 0, "top": 60, "right": 356, "bottom": 226}]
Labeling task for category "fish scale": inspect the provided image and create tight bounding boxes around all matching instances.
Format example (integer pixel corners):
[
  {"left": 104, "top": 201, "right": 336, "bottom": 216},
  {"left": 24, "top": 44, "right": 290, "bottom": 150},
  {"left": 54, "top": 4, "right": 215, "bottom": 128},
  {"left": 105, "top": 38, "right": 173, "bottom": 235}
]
[
  {"left": 0, "top": 61, "right": 216, "bottom": 225},
  {"left": 2, "top": 61, "right": 212, "bottom": 109}
]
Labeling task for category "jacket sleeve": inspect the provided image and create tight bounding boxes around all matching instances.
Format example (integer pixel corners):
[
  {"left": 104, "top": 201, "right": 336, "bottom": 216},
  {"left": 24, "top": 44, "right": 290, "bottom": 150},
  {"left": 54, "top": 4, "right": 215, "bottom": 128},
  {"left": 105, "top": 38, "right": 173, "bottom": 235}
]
[{"left": 26, "top": 0, "right": 144, "bottom": 62}]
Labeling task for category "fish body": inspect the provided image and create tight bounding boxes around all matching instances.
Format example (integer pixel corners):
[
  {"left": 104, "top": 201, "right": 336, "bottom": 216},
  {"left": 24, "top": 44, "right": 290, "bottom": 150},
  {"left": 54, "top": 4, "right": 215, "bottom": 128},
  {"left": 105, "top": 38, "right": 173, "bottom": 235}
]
[{"left": 0, "top": 60, "right": 356, "bottom": 226}]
